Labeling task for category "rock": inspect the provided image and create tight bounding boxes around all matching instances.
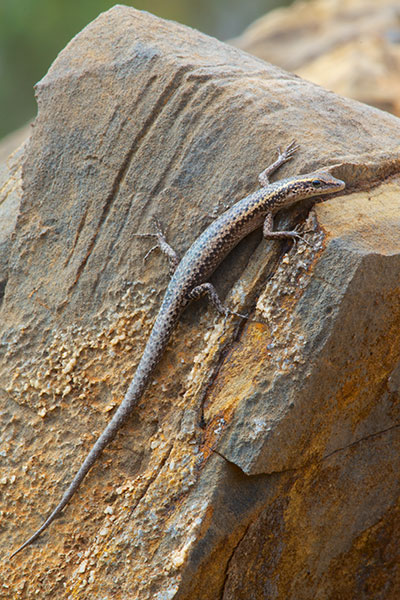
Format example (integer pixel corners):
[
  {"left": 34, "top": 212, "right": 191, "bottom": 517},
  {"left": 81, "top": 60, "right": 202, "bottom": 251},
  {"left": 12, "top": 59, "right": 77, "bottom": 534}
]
[
  {"left": 297, "top": 36, "right": 400, "bottom": 116},
  {"left": 231, "top": 0, "right": 400, "bottom": 117},
  {"left": 1, "top": 5, "right": 400, "bottom": 599}
]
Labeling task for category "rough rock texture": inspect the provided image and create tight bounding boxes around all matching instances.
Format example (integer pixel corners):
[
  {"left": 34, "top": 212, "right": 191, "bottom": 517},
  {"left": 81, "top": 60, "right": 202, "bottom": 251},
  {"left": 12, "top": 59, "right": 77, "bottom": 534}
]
[
  {"left": 231, "top": 0, "right": 400, "bottom": 116},
  {"left": 1, "top": 5, "right": 400, "bottom": 599}
]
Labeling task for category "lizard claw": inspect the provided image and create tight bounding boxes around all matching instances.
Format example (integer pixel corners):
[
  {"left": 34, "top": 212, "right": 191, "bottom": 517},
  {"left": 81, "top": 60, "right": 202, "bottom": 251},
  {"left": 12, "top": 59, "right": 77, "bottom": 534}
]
[
  {"left": 279, "top": 139, "right": 299, "bottom": 162},
  {"left": 225, "top": 309, "right": 265, "bottom": 325},
  {"left": 290, "top": 225, "right": 314, "bottom": 247},
  {"left": 227, "top": 309, "right": 249, "bottom": 320}
]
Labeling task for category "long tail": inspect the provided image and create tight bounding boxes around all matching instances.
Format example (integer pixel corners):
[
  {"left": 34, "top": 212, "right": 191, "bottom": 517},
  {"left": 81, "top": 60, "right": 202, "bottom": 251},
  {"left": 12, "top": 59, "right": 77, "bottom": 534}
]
[{"left": 10, "top": 297, "right": 183, "bottom": 558}]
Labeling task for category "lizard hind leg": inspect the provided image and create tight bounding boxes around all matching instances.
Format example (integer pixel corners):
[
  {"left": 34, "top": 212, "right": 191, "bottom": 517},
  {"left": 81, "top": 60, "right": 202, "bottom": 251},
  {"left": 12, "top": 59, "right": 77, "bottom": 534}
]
[{"left": 187, "top": 282, "right": 248, "bottom": 320}]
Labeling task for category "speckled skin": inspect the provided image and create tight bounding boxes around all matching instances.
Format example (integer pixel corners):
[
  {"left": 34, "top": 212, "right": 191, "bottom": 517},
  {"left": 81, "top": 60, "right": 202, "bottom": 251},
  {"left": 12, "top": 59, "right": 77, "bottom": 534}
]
[{"left": 11, "top": 145, "right": 345, "bottom": 557}]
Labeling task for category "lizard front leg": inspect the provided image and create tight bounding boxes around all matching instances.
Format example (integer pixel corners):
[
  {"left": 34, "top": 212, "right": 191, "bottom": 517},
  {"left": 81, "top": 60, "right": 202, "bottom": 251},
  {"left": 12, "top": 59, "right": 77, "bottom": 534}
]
[
  {"left": 258, "top": 140, "right": 299, "bottom": 186},
  {"left": 262, "top": 212, "right": 311, "bottom": 245},
  {"left": 135, "top": 218, "right": 180, "bottom": 275}
]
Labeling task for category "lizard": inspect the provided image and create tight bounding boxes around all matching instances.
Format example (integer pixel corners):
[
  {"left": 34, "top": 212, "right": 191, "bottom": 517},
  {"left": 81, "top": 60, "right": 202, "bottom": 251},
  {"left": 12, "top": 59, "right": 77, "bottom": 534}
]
[{"left": 10, "top": 141, "right": 345, "bottom": 558}]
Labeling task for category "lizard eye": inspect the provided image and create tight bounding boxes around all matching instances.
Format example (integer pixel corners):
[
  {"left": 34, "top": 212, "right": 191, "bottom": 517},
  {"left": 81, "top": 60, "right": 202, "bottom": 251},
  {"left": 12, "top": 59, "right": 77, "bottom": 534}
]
[{"left": 312, "top": 179, "right": 322, "bottom": 187}]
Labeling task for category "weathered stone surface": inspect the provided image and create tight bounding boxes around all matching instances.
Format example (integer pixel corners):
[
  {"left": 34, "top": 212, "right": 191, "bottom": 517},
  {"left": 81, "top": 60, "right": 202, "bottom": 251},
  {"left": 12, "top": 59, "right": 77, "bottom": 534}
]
[
  {"left": 1, "top": 5, "right": 400, "bottom": 599},
  {"left": 231, "top": 0, "right": 400, "bottom": 116}
]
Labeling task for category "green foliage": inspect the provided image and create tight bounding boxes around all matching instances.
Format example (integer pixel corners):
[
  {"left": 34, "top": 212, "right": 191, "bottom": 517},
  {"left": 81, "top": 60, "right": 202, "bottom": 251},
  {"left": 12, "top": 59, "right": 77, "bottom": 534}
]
[{"left": 0, "top": 1, "right": 127, "bottom": 138}]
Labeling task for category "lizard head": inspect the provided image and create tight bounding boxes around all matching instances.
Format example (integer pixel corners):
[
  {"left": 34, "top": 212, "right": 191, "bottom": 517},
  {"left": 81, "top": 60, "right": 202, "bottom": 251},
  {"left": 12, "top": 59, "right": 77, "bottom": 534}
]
[{"left": 273, "top": 171, "right": 345, "bottom": 210}]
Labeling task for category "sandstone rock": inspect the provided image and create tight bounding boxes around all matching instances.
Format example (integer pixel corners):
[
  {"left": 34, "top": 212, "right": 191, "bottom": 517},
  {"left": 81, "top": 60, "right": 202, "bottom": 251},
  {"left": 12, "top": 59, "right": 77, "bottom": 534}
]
[
  {"left": 1, "top": 5, "right": 400, "bottom": 599},
  {"left": 297, "top": 36, "right": 400, "bottom": 116},
  {"left": 231, "top": 0, "right": 400, "bottom": 117}
]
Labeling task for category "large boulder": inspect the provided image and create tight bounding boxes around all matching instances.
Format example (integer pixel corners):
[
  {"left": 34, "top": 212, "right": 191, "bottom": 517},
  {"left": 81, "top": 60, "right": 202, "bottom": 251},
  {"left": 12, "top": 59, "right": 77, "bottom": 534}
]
[{"left": 2, "top": 6, "right": 400, "bottom": 599}]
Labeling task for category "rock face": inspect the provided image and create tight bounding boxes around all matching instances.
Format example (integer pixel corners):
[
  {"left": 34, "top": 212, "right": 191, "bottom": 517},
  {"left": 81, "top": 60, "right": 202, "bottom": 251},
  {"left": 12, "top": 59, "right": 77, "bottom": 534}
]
[
  {"left": 231, "top": 0, "right": 400, "bottom": 117},
  {"left": 1, "top": 5, "right": 400, "bottom": 599}
]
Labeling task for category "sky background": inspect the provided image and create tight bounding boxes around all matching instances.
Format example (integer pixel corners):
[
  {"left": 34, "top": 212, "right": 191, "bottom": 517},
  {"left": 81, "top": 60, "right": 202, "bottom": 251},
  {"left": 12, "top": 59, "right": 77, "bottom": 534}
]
[{"left": 0, "top": 0, "right": 293, "bottom": 140}]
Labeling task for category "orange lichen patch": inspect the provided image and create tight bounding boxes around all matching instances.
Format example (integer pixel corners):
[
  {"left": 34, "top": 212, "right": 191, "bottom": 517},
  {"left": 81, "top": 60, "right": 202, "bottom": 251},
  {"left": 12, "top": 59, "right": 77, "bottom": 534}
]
[
  {"left": 202, "top": 240, "right": 322, "bottom": 426},
  {"left": 201, "top": 404, "right": 237, "bottom": 460},
  {"left": 203, "top": 322, "right": 272, "bottom": 420}
]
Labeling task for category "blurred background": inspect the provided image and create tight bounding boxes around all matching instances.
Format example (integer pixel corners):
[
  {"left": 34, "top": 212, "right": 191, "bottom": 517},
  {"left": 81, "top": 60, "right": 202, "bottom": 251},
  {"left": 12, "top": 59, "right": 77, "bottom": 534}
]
[
  {"left": 0, "top": 0, "right": 293, "bottom": 141},
  {"left": 1, "top": 0, "right": 400, "bottom": 147}
]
